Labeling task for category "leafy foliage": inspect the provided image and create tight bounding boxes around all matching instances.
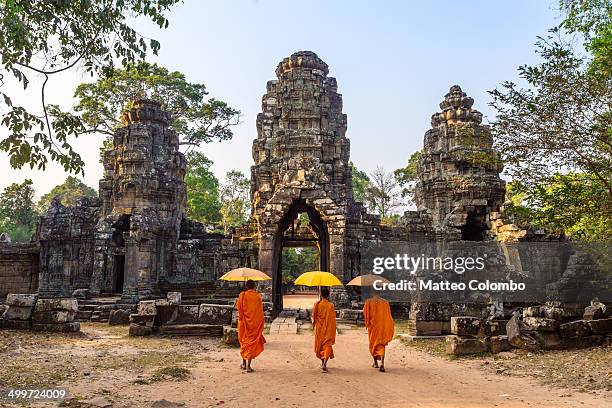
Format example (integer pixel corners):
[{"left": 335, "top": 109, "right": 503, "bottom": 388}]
[
  {"left": 0, "top": 179, "right": 37, "bottom": 241},
  {"left": 281, "top": 247, "right": 319, "bottom": 287},
  {"left": 350, "top": 161, "right": 370, "bottom": 203},
  {"left": 394, "top": 150, "right": 421, "bottom": 204},
  {"left": 184, "top": 152, "right": 222, "bottom": 229},
  {"left": 219, "top": 170, "right": 250, "bottom": 234},
  {"left": 0, "top": 0, "right": 181, "bottom": 173},
  {"left": 74, "top": 62, "right": 240, "bottom": 155},
  {"left": 36, "top": 176, "right": 96, "bottom": 214}
]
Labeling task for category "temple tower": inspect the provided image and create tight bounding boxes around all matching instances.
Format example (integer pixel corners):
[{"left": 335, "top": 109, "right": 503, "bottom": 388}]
[
  {"left": 92, "top": 99, "right": 187, "bottom": 301},
  {"left": 251, "top": 51, "right": 352, "bottom": 311},
  {"left": 415, "top": 85, "right": 506, "bottom": 241}
]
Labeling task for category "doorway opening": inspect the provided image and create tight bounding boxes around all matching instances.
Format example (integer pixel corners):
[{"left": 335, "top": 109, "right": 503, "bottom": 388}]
[
  {"left": 273, "top": 200, "right": 329, "bottom": 313},
  {"left": 111, "top": 214, "right": 130, "bottom": 294},
  {"left": 461, "top": 212, "right": 488, "bottom": 241}
]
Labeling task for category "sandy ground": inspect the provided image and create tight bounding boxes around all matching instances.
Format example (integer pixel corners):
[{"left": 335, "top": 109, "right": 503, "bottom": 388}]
[
  {"left": 282, "top": 294, "right": 318, "bottom": 309},
  {"left": 1, "top": 324, "right": 610, "bottom": 408}
]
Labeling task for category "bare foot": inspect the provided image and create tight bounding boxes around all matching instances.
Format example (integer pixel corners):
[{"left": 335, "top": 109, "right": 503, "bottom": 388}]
[
  {"left": 379, "top": 366, "right": 385, "bottom": 373},
  {"left": 240, "top": 363, "right": 246, "bottom": 370},
  {"left": 247, "top": 367, "right": 254, "bottom": 373},
  {"left": 372, "top": 362, "right": 379, "bottom": 368},
  {"left": 321, "top": 367, "right": 328, "bottom": 373}
]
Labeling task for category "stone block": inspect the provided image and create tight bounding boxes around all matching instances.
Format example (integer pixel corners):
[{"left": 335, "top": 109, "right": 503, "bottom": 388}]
[
  {"left": 137, "top": 300, "right": 157, "bottom": 316},
  {"left": 108, "top": 309, "right": 130, "bottom": 325},
  {"left": 160, "top": 305, "right": 199, "bottom": 325},
  {"left": 535, "top": 332, "right": 563, "bottom": 350},
  {"left": 129, "top": 324, "right": 153, "bottom": 336},
  {"left": 583, "top": 305, "right": 605, "bottom": 321},
  {"left": 198, "top": 304, "right": 233, "bottom": 325},
  {"left": 450, "top": 316, "right": 480, "bottom": 336},
  {"left": 522, "top": 306, "right": 562, "bottom": 321},
  {"left": 0, "top": 318, "right": 32, "bottom": 329},
  {"left": 129, "top": 314, "right": 155, "bottom": 327},
  {"left": 524, "top": 317, "right": 558, "bottom": 332},
  {"left": 2, "top": 305, "right": 35, "bottom": 321},
  {"left": 560, "top": 335, "right": 604, "bottom": 349},
  {"left": 586, "top": 318, "right": 612, "bottom": 334},
  {"left": 445, "top": 335, "right": 488, "bottom": 355},
  {"left": 480, "top": 320, "right": 505, "bottom": 337},
  {"left": 490, "top": 335, "right": 511, "bottom": 354},
  {"left": 34, "top": 298, "right": 78, "bottom": 313},
  {"left": 72, "top": 289, "right": 90, "bottom": 299},
  {"left": 166, "top": 292, "right": 182, "bottom": 305},
  {"left": 506, "top": 316, "right": 540, "bottom": 351},
  {"left": 223, "top": 326, "right": 239, "bottom": 346},
  {"left": 6, "top": 293, "right": 38, "bottom": 307},
  {"left": 32, "top": 322, "right": 80, "bottom": 332},
  {"left": 32, "top": 310, "right": 76, "bottom": 324},
  {"left": 558, "top": 320, "right": 591, "bottom": 338},
  {"left": 159, "top": 324, "right": 223, "bottom": 337}
]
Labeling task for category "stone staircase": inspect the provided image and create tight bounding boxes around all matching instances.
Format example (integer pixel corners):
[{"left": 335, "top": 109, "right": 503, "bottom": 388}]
[{"left": 75, "top": 298, "right": 137, "bottom": 323}]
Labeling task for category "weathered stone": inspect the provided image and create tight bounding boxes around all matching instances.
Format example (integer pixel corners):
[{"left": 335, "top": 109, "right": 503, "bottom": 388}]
[
  {"left": 523, "top": 306, "right": 563, "bottom": 321},
  {"left": 72, "top": 288, "right": 90, "bottom": 299},
  {"left": 34, "top": 298, "right": 78, "bottom": 313},
  {"left": 6, "top": 293, "right": 37, "bottom": 307},
  {"left": 32, "top": 310, "right": 76, "bottom": 324},
  {"left": 198, "top": 304, "right": 233, "bottom": 325},
  {"left": 0, "top": 304, "right": 5, "bottom": 316},
  {"left": 159, "top": 324, "right": 223, "bottom": 337},
  {"left": 129, "top": 314, "right": 155, "bottom": 327},
  {"left": 32, "top": 322, "right": 80, "bottom": 332},
  {"left": 223, "top": 326, "right": 239, "bottom": 346},
  {"left": 506, "top": 316, "right": 540, "bottom": 351},
  {"left": 480, "top": 320, "right": 506, "bottom": 337},
  {"left": 535, "top": 332, "right": 563, "bottom": 350},
  {"left": 167, "top": 292, "right": 182, "bottom": 305},
  {"left": 108, "top": 309, "right": 130, "bottom": 325},
  {"left": 161, "top": 305, "right": 199, "bottom": 325},
  {"left": 450, "top": 316, "right": 481, "bottom": 337},
  {"left": 129, "top": 324, "right": 153, "bottom": 336},
  {"left": 523, "top": 317, "right": 558, "bottom": 332},
  {"left": 558, "top": 320, "right": 591, "bottom": 338},
  {"left": 137, "top": 300, "right": 157, "bottom": 316},
  {"left": 2, "top": 306, "right": 34, "bottom": 321},
  {"left": 0, "top": 318, "right": 32, "bottom": 329},
  {"left": 445, "top": 335, "right": 488, "bottom": 355},
  {"left": 583, "top": 305, "right": 605, "bottom": 320},
  {"left": 586, "top": 318, "right": 612, "bottom": 335},
  {"left": 489, "top": 335, "right": 511, "bottom": 354},
  {"left": 560, "top": 335, "right": 604, "bottom": 349}
]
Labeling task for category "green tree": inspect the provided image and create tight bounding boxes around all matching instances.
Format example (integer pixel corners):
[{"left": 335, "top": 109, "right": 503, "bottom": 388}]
[
  {"left": 394, "top": 150, "right": 421, "bottom": 204},
  {"left": 281, "top": 247, "right": 319, "bottom": 287},
  {"left": 73, "top": 62, "right": 240, "bottom": 162},
  {"left": 0, "top": 179, "right": 37, "bottom": 241},
  {"left": 562, "top": 0, "right": 612, "bottom": 77},
  {"left": 220, "top": 170, "right": 250, "bottom": 234},
  {"left": 0, "top": 0, "right": 181, "bottom": 173},
  {"left": 37, "top": 176, "right": 97, "bottom": 214},
  {"left": 184, "top": 152, "right": 222, "bottom": 228},
  {"left": 365, "top": 166, "right": 403, "bottom": 219},
  {"left": 350, "top": 161, "right": 370, "bottom": 203}
]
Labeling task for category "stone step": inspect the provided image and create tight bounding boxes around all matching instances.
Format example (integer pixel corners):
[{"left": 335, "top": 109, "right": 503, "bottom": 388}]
[{"left": 159, "top": 324, "right": 223, "bottom": 337}]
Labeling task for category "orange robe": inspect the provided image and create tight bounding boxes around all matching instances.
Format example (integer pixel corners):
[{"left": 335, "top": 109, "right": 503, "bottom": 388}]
[
  {"left": 312, "top": 298, "right": 336, "bottom": 359},
  {"left": 237, "top": 289, "right": 266, "bottom": 360},
  {"left": 363, "top": 297, "right": 395, "bottom": 357}
]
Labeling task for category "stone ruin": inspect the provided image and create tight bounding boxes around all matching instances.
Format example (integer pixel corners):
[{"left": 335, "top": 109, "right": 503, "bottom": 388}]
[{"left": 0, "top": 51, "right": 609, "bottom": 338}]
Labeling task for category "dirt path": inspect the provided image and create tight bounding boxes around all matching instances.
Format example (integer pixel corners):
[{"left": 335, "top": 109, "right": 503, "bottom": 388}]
[{"left": 59, "top": 327, "right": 610, "bottom": 408}]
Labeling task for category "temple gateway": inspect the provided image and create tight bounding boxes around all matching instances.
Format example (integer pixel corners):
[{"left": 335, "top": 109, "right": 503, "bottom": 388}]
[{"left": 0, "top": 51, "right": 605, "bottom": 329}]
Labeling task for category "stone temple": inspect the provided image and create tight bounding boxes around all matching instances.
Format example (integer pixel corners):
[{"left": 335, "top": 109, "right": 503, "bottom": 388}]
[{"left": 0, "top": 51, "right": 607, "bottom": 331}]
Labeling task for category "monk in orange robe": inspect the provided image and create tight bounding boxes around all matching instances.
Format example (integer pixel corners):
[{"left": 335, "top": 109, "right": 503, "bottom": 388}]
[
  {"left": 363, "top": 292, "right": 394, "bottom": 372},
  {"left": 312, "top": 286, "right": 336, "bottom": 373},
  {"left": 237, "top": 279, "right": 266, "bottom": 372}
]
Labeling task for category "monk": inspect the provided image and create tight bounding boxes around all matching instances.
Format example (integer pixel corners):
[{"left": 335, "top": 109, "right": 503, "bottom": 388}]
[
  {"left": 237, "top": 279, "right": 266, "bottom": 372},
  {"left": 312, "top": 287, "right": 336, "bottom": 373},
  {"left": 363, "top": 291, "right": 394, "bottom": 372}
]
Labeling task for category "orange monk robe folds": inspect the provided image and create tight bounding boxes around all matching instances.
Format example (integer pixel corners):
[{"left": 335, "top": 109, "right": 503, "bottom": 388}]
[
  {"left": 363, "top": 297, "right": 395, "bottom": 357},
  {"left": 312, "top": 298, "right": 336, "bottom": 359},
  {"left": 237, "top": 289, "right": 266, "bottom": 360}
]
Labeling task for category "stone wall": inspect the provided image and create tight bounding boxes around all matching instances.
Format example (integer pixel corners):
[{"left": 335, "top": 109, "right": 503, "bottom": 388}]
[{"left": 0, "top": 243, "right": 39, "bottom": 299}]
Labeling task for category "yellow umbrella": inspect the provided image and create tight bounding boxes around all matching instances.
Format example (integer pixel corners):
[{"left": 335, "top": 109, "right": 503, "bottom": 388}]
[
  {"left": 219, "top": 267, "right": 271, "bottom": 282},
  {"left": 346, "top": 274, "right": 391, "bottom": 286},
  {"left": 294, "top": 271, "right": 343, "bottom": 287}
]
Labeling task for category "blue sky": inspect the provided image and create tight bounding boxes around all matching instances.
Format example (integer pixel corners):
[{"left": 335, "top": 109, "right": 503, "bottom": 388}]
[{"left": 1, "top": 0, "right": 563, "bottom": 198}]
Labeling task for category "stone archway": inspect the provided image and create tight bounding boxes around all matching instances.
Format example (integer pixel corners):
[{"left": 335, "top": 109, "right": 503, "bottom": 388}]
[{"left": 256, "top": 184, "right": 346, "bottom": 314}]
